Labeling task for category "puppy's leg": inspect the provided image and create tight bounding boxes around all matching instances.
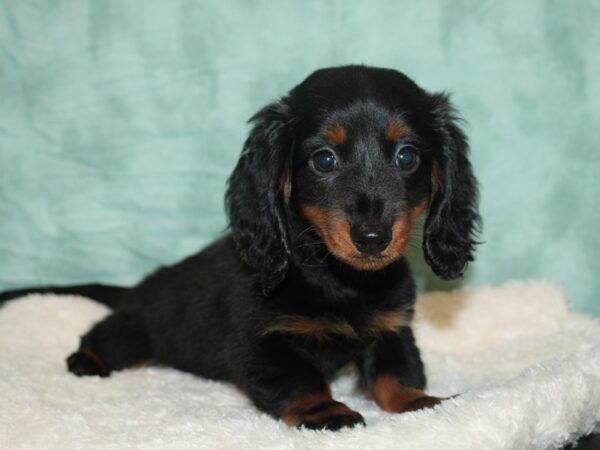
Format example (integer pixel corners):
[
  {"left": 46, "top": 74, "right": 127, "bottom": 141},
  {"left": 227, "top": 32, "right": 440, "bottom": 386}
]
[
  {"left": 237, "top": 344, "right": 365, "bottom": 430},
  {"left": 358, "top": 328, "right": 445, "bottom": 413},
  {"left": 281, "top": 387, "right": 366, "bottom": 431},
  {"left": 66, "top": 308, "right": 152, "bottom": 377}
]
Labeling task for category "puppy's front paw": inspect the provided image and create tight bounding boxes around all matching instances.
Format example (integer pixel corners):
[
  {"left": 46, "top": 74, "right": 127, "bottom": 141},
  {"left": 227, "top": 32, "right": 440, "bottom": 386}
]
[
  {"left": 296, "top": 401, "right": 365, "bottom": 431},
  {"left": 66, "top": 350, "right": 110, "bottom": 377},
  {"left": 298, "top": 403, "right": 366, "bottom": 431}
]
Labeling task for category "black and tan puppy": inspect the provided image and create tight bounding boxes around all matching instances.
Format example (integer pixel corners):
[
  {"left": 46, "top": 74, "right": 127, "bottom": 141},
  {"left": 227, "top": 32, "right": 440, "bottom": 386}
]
[{"left": 0, "top": 66, "right": 479, "bottom": 430}]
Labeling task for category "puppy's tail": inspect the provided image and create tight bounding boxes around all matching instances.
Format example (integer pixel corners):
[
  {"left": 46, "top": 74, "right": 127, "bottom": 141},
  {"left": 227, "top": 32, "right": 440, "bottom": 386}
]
[{"left": 0, "top": 283, "right": 127, "bottom": 309}]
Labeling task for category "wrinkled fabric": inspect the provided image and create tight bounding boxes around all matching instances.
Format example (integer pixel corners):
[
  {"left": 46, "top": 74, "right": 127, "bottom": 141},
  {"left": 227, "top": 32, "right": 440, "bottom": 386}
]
[{"left": 0, "top": 1, "right": 599, "bottom": 315}]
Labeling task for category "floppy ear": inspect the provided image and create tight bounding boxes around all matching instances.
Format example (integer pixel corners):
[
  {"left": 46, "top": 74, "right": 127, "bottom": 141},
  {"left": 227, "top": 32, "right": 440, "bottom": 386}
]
[
  {"left": 423, "top": 94, "right": 481, "bottom": 280},
  {"left": 225, "top": 100, "right": 293, "bottom": 295}
]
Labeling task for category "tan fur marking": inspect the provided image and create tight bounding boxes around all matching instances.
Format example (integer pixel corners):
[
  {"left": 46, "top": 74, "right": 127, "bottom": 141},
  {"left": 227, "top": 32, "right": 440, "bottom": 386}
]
[
  {"left": 410, "top": 199, "right": 429, "bottom": 221},
  {"left": 261, "top": 307, "right": 411, "bottom": 341},
  {"left": 261, "top": 315, "right": 360, "bottom": 341},
  {"left": 373, "top": 375, "right": 443, "bottom": 413},
  {"left": 366, "top": 309, "right": 412, "bottom": 335},
  {"left": 385, "top": 122, "right": 408, "bottom": 141},
  {"left": 381, "top": 215, "right": 412, "bottom": 259},
  {"left": 324, "top": 123, "right": 347, "bottom": 145},
  {"left": 280, "top": 163, "right": 292, "bottom": 202},
  {"left": 301, "top": 206, "right": 356, "bottom": 258},
  {"left": 301, "top": 204, "right": 429, "bottom": 272},
  {"left": 282, "top": 391, "right": 333, "bottom": 426},
  {"left": 432, "top": 161, "right": 444, "bottom": 193}
]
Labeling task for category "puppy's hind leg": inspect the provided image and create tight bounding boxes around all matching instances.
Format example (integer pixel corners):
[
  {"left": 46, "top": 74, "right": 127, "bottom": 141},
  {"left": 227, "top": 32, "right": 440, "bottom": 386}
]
[{"left": 66, "top": 308, "right": 153, "bottom": 377}]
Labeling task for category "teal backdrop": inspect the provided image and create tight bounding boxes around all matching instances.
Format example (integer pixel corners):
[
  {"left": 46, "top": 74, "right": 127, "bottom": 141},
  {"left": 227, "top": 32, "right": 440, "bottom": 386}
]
[{"left": 1, "top": 1, "right": 599, "bottom": 315}]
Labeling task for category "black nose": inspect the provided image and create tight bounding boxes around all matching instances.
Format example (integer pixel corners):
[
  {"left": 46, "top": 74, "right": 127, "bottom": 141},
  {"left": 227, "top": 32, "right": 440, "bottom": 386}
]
[{"left": 350, "top": 224, "right": 391, "bottom": 255}]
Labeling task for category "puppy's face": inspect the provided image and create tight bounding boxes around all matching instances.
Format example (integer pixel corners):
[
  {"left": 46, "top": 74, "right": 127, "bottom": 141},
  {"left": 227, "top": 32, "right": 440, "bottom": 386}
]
[
  {"left": 288, "top": 70, "right": 440, "bottom": 271},
  {"left": 227, "top": 65, "right": 478, "bottom": 291}
]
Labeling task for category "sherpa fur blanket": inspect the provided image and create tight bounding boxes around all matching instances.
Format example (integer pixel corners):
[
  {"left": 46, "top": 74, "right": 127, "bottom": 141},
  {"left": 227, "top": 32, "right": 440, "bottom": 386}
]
[{"left": 0, "top": 281, "right": 599, "bottom": 449}]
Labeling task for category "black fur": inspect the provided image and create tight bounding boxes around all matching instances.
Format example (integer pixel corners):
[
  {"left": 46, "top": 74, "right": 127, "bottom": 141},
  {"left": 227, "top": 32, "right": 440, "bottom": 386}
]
[
  {"left": 0, "top": 66, "right": 480, "bottom": 430},
  {"left": 423, "top": 93, "right": 480, "bottom": 279}
]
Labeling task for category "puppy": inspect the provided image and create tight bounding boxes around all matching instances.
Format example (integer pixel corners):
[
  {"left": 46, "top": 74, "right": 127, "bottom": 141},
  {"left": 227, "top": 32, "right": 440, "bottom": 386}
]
[{"left": 0, "top": 65, "right": 479, "bottom": 431}]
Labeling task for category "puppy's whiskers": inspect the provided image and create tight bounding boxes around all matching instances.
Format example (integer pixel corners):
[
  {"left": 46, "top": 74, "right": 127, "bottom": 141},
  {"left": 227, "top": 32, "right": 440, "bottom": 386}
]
[{"left": 294, "top": 225, "right": 318, "bottom": 240}]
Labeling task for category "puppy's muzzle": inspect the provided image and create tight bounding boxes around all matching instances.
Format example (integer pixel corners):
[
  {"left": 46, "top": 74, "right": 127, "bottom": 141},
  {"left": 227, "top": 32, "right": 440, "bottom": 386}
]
[{"left": 350, "top": 223, "right": 391, "bottom": 255}]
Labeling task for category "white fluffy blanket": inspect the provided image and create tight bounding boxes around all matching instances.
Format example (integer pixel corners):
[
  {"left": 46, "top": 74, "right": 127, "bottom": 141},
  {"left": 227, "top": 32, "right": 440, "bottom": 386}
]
[{"left": 1, "top": 281, "right": 599, "bottom": 449}]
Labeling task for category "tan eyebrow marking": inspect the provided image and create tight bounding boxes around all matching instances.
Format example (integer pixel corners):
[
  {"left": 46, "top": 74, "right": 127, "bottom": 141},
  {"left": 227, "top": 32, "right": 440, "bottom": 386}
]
[
  {"left": 324, "top": 123, "right": 347, "bottom": 145},
  {"left": 385, "top": 122, "right": 408, "bottom": 142}
]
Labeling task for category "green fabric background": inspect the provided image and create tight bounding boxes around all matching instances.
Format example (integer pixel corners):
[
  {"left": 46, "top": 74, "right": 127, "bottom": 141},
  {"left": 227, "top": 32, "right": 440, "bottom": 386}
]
[{"left": 1, "top": 1, "right": 599, "bottom": 315}]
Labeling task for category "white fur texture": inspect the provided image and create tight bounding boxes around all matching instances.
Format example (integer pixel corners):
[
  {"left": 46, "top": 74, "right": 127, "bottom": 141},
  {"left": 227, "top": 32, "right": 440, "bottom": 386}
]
[{"left": 0, "top": 281, "right": 598, "bottom": 449}]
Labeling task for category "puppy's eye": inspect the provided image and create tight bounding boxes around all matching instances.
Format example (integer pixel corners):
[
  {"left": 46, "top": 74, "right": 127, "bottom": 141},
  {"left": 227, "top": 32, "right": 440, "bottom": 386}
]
[
  {"left": 312, "top": 149, "right": 338, "bottom": 173},
  {"left": 394, "top": 145, "right": 419, "bottom": 171}
]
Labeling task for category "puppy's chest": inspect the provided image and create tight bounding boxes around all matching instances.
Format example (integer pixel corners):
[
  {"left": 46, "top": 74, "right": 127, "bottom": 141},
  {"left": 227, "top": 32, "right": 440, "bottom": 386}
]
[{"left": 260, "top": 306, "right": 412, "bottom": 344}]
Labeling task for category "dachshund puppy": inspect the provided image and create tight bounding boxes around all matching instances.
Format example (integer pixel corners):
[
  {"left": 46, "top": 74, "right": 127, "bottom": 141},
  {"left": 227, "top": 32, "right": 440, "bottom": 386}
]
[{"left": 0, "top": 65, "right": 479, "bottom": 431}]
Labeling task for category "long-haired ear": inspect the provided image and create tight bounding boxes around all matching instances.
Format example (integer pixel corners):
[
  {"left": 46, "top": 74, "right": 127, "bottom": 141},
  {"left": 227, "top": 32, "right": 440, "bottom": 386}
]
[
  {"left": 225, "top": 100, "right": 293, "bottom": 294},
  {"left": 423, "top": 93, "right": 481, "bottom": 280}
]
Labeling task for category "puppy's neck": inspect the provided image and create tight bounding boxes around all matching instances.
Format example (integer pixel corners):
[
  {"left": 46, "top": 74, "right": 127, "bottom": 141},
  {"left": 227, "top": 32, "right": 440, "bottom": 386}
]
[{"left": 288, "top": 253, "right": 412, "bottom": 301}]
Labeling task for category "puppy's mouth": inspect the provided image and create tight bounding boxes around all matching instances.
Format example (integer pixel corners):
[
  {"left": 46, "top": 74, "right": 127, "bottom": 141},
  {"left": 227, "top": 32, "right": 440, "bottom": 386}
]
[
  {"left": 341, "top": 253, "right": 400, "bottom": 272},
  {"left": 300, "top": 206, "right": 419, "bottom": 271}
]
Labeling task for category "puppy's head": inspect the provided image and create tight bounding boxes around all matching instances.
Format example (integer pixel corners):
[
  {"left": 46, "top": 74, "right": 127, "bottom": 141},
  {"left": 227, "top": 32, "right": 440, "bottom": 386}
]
[{"left": 226, "top": 66, "right": 480, "bottom": 294}]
